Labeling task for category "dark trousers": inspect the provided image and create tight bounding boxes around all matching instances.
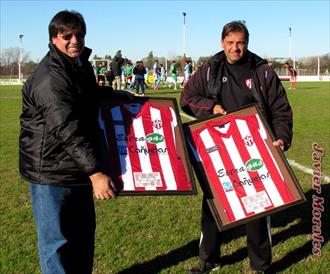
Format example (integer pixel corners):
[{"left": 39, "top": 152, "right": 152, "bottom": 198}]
[
  {"left": 135, "top": 78, "right": 145, "bottom": 94},
  {"left": 199, "top": 198, "right": 272, "bottom": 271}
]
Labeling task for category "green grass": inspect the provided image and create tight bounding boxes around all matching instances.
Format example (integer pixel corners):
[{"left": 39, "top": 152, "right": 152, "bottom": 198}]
[{"left": 0, "top": 82, "right": 329, "bottom": 273}]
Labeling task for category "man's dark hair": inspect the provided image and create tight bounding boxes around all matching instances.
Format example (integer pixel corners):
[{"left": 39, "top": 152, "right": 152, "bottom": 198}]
[
  {"left": 48, "top": 10, "right": 86, "bottom": 41},
  {"left": 221, "top": 20, "right": 249, "bottom": 44}
]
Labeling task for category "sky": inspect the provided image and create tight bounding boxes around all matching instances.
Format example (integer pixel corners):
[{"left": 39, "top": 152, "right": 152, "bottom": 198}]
[{"left": 1, "top": 0, "right": 329, "bottom": 63}]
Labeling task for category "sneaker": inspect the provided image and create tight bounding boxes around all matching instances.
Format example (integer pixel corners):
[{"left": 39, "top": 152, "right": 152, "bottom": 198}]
[{"left": 188, "top": 262, "right": 221, "bottom": 274}]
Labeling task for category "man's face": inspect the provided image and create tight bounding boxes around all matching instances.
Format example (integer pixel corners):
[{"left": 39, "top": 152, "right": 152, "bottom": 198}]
[
  {"left": 221, "top": 31, "right": 248, "bottom": 64},
  {"left": 51, "top": 29, "right": 85, "bottom": 59}
]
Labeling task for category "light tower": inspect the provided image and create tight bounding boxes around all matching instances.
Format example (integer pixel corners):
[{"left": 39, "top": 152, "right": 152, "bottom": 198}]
[
  {"left": 288, "top": 27, "right": 292, "bottom": 61},
  {"left": 181, "top": 11, "right": 186, "bottom": 65},
  {"left": 19, "top": 34, "right": 23, "bottom": 83}
]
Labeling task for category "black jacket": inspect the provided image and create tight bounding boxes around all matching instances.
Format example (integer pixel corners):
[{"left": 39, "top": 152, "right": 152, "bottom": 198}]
[
  {"left": 110, "top": 57, "right": 124, "bottom": 77},
  {"left": 133, "top": 65, "right": 146, "bottom": 78},
  {"left": 19, "top": 43, "right": 101, "bottom": 185},
  {"left": 180, "top": 50, "right": 293, "bottom": 150}
]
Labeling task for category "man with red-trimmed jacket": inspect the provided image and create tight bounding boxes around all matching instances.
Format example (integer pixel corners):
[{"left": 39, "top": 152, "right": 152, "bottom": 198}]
[{"left": 181, "top": 21, "right": 292, "bottom": 274}]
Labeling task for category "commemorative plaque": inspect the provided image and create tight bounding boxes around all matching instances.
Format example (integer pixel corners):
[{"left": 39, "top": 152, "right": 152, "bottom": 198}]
[
  {"left": 97, "top": 96, "right": 196, "bottom": 195},
  {"left": 184, "top": 105, "right": 306, "bottom": 230}
]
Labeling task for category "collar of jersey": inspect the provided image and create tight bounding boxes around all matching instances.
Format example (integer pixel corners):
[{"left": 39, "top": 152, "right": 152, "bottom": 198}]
[
  {"left": 205, "top": 114, "right": 237, "bottom": 138},
  {"left": 121, "top": 101, "right": 152, "bottom": 118}
]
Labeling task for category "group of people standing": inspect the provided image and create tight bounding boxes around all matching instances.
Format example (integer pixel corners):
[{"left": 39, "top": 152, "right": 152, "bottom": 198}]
[
  {"left": 97, "top": 57, "right": 193, "bottom": 93},
  {"left": 152, "top": 59, "right": 168, "bottom": 90},
  {"left": 96, "top": 56, "right": 125, "bottom": 90},
  {"left": 19, "top": 10, "right": 293, "bottom": 274},
  {"left": 151, "top": 59, "right": 194, "bottom": 90}
]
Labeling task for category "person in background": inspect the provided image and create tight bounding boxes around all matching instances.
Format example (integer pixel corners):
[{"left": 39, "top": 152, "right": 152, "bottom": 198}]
[
  {"left": 105, "top": 64, "right": 115, "bottom": 86},
  {"left": 128, "top": 61, "right": 139, "bottom": 90},
  {"left": 153, "top": 59, "right": 160, "bottom": 90},
  {"left": 97, "top": 62, "right": 107, "bottom": 86},
  {"left": 133, "top": 60, "right": 147, "bottom": 96},
  {"left": 160, "top": 63, "right": 167, "bottom": 86},
  {"left": 111, "top": 56, "right": 124, "bottom": 90},
  {"left": 284, "top": 62, "right": 297, "bottom": 89},
  {"left": 170, "top": 60, "right": 178, "bottom": 90},
  {"left": 181, "top": 20, "right": 292, "bottom": 274},
  {"left": 19, "top": 10, "right": 116, "bottom": 274},
  {"left": 188, "top": 60, "right": 193, "bottom": 75},
  {"left": 144, "top": 65, "right": 150, "bottom": 88},
  {"left": 124, "top": 61, "right": 133, "bottom": 89},
  {"left": 183, "top": 60, "right": 192, "bottom": 87}
]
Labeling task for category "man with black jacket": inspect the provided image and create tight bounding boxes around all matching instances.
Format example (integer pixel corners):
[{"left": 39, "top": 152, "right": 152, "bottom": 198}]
[
  {"left": 110, "top": 56, "right": 124, "bottom": 90},
  {"left": 181, "top": 21, "right": 292, "bottom": 273},
  {"left": 19, "top": 10, "right": 117, "bottom": 274}
]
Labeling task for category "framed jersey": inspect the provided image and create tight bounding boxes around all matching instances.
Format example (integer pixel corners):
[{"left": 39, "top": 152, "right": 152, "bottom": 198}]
[
  {"left": 97, "top": 96, "right": 196, "bottom": 195},
  {"left": 184, "top": 104, "right": 306, "bottom": 231}
]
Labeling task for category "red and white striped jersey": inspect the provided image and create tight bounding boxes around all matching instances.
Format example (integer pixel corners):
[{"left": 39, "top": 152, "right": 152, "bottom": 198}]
[
  {"left": 98, "top": 101, "right": 191, "bottom": 191},
  {"left": 191, "top": 114, "right": 294, "bottom": 222}
]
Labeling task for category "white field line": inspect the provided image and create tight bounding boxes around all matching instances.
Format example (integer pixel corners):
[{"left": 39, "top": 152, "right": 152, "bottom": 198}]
[
  {"left": 287, "top": 159, "right": 330, "bottom": 183},
  {"left": 179, "top": 111, "right": 330, "bottom": 183}
]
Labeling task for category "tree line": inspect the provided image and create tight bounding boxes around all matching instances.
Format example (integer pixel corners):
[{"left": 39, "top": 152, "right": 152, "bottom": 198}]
[{"left": 1, "top": 47, "right": 329, "bottom": 78}]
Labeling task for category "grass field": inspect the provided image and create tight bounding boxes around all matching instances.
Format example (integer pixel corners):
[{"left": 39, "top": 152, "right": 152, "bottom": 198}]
[{"left": 0, "top": 82, "right": 329, "bottom": 274}]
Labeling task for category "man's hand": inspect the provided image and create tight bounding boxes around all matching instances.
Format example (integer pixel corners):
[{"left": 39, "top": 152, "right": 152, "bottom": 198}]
[
  {"left": 89, "top": 172, "right": 116, "bottom": 200},
  {"left": 273, "top": 139, "right": 285, "bottom": 151},
  {"left": 213, "top": 104, "right": 227, "bottom": 115}
]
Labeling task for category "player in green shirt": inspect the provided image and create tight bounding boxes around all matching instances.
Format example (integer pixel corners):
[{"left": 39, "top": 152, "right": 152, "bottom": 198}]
[{"left": 170, "top": 60, "right": 177, "bottom": 90}]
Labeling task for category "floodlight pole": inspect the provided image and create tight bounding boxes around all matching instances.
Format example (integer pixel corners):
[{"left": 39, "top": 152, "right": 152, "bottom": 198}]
[
  {"left": 288, "top": 27, "right": 292, "bottom": 62},
  {"left": 182, "top": 11, "right": 186, "bottom": 65},
  {"left": 19, "top": 34, "right": 23, "bottom": 83}
]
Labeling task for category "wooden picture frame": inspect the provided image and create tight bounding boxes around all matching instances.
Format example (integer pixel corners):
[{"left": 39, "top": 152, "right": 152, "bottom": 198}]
[
  {"left": 183, "top": 104, "right": 306, "bottom": 231},
  {"left": 97, "top": 96, "right": 197, "bottom": 195}
]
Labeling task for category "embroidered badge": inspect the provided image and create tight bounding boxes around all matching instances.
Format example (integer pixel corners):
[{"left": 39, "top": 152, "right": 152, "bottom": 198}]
[{"left": 245, "top": 78, "right": 252, "bottom": 90}]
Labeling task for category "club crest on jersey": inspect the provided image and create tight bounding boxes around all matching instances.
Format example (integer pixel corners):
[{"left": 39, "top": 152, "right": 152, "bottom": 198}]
[
  {"left": 245, "top": 78, "right": 252, "bottom": 90},
  {"left": 153, "top": 119, "right": 162, "bottom": 129},
  {"left": 243, "top": 135, "right": 254, "bottom": 146},
  {"left": 222, "top": 181, "right": 233, "bottom": 191}
]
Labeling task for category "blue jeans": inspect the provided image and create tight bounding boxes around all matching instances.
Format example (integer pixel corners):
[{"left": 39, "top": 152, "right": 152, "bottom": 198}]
[
  {"left": 135, "top": 77, "right": 145, "bottom": 94},
  {"left": 30, "top": 183, "right": 95, "bottom": 274}
]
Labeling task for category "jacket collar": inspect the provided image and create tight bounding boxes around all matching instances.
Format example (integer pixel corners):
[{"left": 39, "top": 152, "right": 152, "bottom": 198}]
[
  {"left": 208, "top": 50, "right": 267, "bottom": 69},
  {"left": 206, "top": 50, "right": 267, "bottom": 99},
  {"left": 48, "top": 42, "right": 92, "bottom": 70}
]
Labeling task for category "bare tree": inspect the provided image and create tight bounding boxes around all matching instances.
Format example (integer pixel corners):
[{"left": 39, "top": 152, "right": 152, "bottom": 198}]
[
  {"left": 1, "top": 47, "right": 19, "bottom": 76},
  {"left": 0, "top": 47, "right": 30, "bottom": 77}
]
